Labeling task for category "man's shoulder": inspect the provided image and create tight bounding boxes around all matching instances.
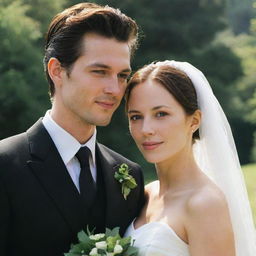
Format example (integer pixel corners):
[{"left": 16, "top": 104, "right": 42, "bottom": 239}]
[
  {"left": 0, "top": 118, "right": 46, "bottom": 155},
  {"left": 0, "top": 132, "right": 27, "bottom": 155},
  {"left": 0, "top": 132, "right": 29, "bottom": 179}
]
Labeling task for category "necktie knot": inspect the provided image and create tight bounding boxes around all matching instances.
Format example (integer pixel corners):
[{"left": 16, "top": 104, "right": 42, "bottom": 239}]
[{"left": 76, "top": 146, "right": 91, "bottom": 168}]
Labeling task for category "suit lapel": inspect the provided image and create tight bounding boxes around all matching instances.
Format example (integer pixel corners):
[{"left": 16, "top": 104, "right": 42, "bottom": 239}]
[
  {"left": 26, "top": 119, "right": 85, "bottom": 233},
  {"left": 96, "top": 143, "right": 133, "bottom": 229}
]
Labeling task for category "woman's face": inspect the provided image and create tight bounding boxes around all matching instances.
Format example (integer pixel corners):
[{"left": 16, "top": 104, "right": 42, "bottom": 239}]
[{"left": 127, "top": 79, "right": 194, "bottom": 164}]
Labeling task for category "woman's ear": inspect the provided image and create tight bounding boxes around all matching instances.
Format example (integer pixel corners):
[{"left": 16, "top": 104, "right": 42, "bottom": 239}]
[
  {"left": 191, "top": 109, "right": 201, "bottom": 133},
  {"left": 47, "top": 57, "right": 63, "bottom": 88}
]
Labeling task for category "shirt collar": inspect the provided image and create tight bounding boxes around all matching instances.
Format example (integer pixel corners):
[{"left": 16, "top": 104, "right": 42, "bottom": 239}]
[{"left": 42, "top": 110, "right": 97, "bottom": 165}]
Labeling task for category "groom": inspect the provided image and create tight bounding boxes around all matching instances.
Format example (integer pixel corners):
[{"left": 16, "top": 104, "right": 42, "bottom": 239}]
[{"left": 0, "top": 3, "right": 145, "bottom": 256}]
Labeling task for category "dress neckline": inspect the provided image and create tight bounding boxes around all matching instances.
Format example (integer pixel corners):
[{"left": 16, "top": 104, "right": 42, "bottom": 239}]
[{"left": 131, "top": 220, "right": 188, "bottom": 246}]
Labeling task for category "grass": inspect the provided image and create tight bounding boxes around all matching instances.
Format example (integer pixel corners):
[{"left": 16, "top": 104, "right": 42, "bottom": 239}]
[
  {"left": 242, "top": 163, "right": 256, "bottom": 225},
  {"left": 144, "top": 163, "right": 256, "bottom": 224}
]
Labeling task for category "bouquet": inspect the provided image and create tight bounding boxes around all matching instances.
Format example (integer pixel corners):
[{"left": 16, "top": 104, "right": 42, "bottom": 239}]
[{"left": 65, "top": 227, "right": 138, "bottom": 256}]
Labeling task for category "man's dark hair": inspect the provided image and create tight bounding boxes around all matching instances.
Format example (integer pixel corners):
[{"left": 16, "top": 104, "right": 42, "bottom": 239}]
[{"left": 44, "top": 2, "right": 138, "bottom": 97}]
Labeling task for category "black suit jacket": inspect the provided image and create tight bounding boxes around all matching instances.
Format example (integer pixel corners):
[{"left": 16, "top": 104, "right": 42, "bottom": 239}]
[{"left": 0, "top": 119, "right": 145, "bottom": 256}]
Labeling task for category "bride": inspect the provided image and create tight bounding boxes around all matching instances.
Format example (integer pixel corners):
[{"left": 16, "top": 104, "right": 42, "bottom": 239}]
[{"left": 124, "top": 61, "right": 256, "bottom": 256}]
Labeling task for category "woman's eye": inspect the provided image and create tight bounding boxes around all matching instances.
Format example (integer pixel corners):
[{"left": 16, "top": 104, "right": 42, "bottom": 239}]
[
  {"left": 129, "top": 115, "right": 141, "bottom": 121},
  {"left": 156, "top": 112, "right": 168, "bottom": 118}
]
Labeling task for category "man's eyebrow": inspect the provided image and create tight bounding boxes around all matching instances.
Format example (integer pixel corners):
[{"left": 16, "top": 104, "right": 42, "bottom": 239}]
[
  {"left": 88, "top": 63, "right": 110, "bottom": 69},
  {"left": 87, "top": 63, "right": 131, "bottom": 73},
  {"left": 120, "top": 68, "right": 132, "bottom": 73}
]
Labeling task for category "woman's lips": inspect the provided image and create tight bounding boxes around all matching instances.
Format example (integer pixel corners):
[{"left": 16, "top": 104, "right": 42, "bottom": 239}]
[{"left": 142, "top": 141, "right": 163, "bottom": 150}]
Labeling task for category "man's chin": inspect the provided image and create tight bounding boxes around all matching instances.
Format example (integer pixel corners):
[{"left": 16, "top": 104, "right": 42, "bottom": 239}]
[{"left": 94, "top": 117, "right": 112, "bottom": 127}]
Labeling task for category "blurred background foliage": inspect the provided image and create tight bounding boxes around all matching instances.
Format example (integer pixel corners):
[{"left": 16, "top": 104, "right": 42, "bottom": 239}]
[{"left": 0, "top": 0, "right": 255, "bottom": 185}]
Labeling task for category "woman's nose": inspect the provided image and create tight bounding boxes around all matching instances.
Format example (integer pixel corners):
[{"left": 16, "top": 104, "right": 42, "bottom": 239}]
[{"left": 141, "top": 117, "right": 155, "bottom": 136}]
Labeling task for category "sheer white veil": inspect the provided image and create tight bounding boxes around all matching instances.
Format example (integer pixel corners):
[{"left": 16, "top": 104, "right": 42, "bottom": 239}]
[{"left": 156, "top": 60, "right": 256, "bottom": 255}]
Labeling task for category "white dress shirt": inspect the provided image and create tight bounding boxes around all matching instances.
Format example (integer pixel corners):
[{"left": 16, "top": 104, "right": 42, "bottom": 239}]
[{"left": 42, "top": 110, "right": 97, "bottom": 192}]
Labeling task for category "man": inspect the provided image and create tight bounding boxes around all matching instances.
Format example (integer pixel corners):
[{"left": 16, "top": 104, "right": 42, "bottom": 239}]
[{"left": 0, "top": 3, "right": 145, "bottom": 256}]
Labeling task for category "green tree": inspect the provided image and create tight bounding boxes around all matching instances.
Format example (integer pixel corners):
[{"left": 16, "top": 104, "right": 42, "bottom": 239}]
[
  {"left": 226, "top": 0, "right": 253, "bottom": 34},
  {"left": 22, "top": 0, "right": 67, "bottom": 42},
  {"left": 0, "top": 1, "right": 43, "bottom": 138},
  {"left": 82, "top": 0, "right": 226, "bottom": 66},
  {"left": 251, "top": 0, "right": 256, "bottom": 32},
  {"left": 0, "top": 0, "right": 67, "bottom": 139},
  {"left": 251, "top": 132, "right": 256, "bottom": 162},
  {"left": 216, "top": 30, "right": 256, "bottom": 163}
]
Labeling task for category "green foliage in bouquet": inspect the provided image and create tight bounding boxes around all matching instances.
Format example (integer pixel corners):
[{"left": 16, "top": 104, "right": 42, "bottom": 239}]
[{"left": 65, "top": 227, "right": 138, "bottom": 256}]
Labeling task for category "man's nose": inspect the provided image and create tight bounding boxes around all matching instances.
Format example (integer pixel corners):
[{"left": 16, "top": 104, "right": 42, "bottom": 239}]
[{"left": 103, "top": 76, "right": 122, "bottom": 96}]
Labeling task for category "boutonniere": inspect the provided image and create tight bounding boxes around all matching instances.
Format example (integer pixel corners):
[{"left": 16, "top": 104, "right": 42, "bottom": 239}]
[{"left": 114, "top": 163, "right": 137, "bottom": 200}]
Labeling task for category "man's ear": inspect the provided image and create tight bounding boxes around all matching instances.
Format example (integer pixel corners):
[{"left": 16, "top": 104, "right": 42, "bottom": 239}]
[
  {"left": 47, "top": 57, "right": 63, "bottom": 88},
  {"left": 191, "top": 109, "right": 201, "bottom": 133}
]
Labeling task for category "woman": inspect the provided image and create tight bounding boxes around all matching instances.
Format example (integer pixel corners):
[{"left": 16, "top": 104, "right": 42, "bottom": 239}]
[{"left": 124, "top": 61, "right": 256, "bottom": 256}]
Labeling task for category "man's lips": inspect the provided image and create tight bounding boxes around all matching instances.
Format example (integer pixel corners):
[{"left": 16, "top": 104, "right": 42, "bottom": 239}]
[
  {"left": 96, "top": 101, "right": 116, "bottom": 109},
  {"left": 142, "top": 141, "right": 163, "bottom": 150}
]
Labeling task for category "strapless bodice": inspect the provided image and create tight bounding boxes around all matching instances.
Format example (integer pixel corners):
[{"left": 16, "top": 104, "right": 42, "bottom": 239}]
[{"left": 125, "top": 221, "right": 190, "bottom": 256}]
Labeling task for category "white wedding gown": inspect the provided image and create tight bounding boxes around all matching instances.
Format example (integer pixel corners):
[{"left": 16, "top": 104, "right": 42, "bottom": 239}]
[{"left": 125, "top": 221, "right": 190, "bottom": 256}]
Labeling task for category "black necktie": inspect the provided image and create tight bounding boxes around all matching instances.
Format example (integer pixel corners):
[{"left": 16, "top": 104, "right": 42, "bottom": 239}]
[{"left": 76, "top": 146, "right": 96, "bottom": 208}]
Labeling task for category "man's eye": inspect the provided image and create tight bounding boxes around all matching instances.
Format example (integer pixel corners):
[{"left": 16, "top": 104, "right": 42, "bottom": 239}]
[
  {"left": 118, "top": 73, "right": 129, "bottom": 80},
  {"left": 92, "top": 70, "right": 106, "bottom": 75}
]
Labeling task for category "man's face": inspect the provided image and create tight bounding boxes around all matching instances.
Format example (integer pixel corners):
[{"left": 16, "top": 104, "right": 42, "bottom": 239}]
[{"left": 56, "top": 33, "right": 131, "bottom": 127}]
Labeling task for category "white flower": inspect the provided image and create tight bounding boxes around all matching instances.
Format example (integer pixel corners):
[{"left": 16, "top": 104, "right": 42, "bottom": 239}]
[
  {"left": 114, "top": 244, "right": 123, "bottom": 254},
  {"left": 106, "top": 253, "right": 114, "bottom": 256},
  {"left": 89, "top": 247, "right": 98, "bottom": 256},
  {"left": 89, "top": 233, "right": 105, "bottom": 240},
  {"left": 95, "top": 241, "right": 107, "bottom": 250},
  {"left": 81, "top": 250, "right": 88, "bottom": 256}
]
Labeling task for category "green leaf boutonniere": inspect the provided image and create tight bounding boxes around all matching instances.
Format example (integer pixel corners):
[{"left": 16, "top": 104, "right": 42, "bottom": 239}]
[{"left": 114, "top": 163, "right": 137, "bottom": 200}]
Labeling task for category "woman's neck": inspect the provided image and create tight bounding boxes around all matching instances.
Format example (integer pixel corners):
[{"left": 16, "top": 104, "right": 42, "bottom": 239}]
[{"left": 155, "top": 147, "right": 201, "bottom": 196}]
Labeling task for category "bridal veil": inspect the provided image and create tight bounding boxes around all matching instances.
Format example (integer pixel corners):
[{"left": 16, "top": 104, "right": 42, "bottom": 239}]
[{"left": 156, "top": 60, "right": 256, "bottom": 256}]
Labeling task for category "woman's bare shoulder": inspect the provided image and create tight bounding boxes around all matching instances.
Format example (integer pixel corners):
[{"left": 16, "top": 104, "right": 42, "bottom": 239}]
[
  {"left": 184, "top": 183, "right": 235, "bottom": 255},
  {"left": 184, "top": 181, "right": 233, "bottom": 237},
  {"left": 145, "top": 180, "right": 159, "bottom": 195},
  {"left": 186, "top": 183, "right": 228, "bottom": 217},
  {"left": 187, "top": 183, "right": 226, "bottom": 210}
]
